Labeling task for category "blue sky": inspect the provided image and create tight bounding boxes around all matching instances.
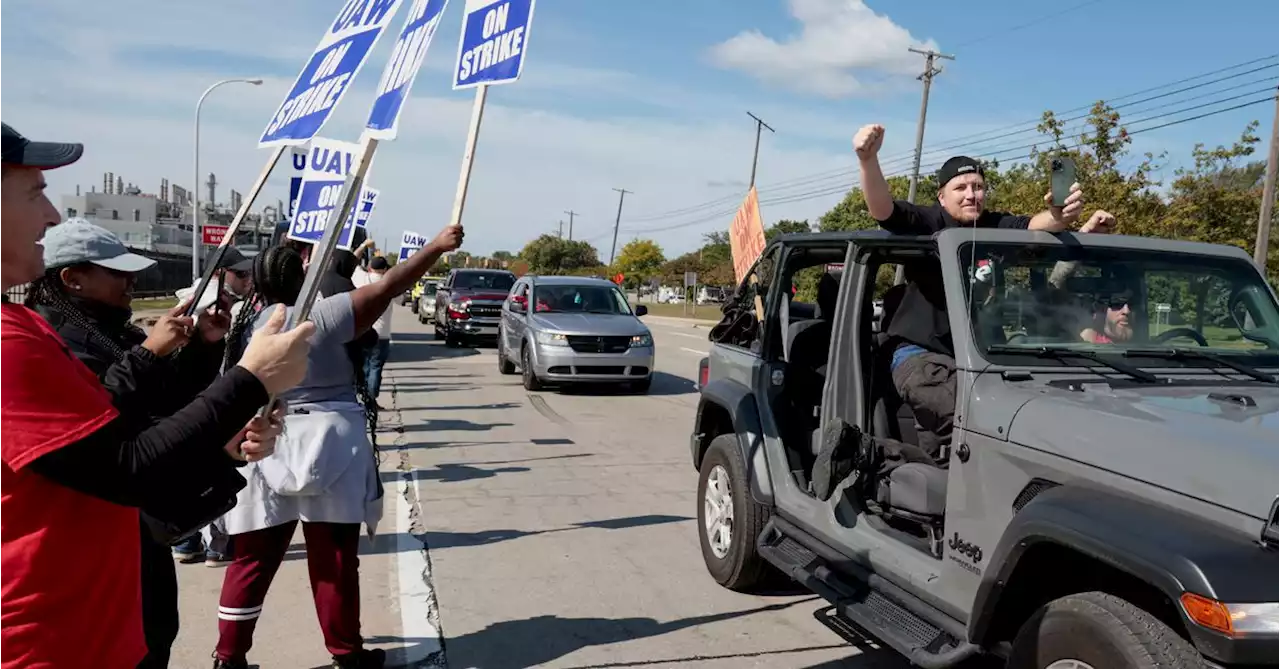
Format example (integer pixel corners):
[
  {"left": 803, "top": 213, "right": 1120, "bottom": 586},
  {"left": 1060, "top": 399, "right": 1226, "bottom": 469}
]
[{"left": 3, "top": 0, "right": 1276, "bottom": 259}]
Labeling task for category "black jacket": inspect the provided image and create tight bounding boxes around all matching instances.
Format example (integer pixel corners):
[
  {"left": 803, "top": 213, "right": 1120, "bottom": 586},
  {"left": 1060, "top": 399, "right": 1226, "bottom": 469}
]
[
  {"left": 28, "top": 298, "right": 253, "bottom": 539},
  {"left": 34, "top": 299, "right": 226, "bottom": 432}
]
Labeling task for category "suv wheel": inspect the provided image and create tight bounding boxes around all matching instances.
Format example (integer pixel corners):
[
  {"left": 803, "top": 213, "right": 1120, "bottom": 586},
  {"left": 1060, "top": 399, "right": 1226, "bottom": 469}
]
[
  {"left": 697, "top": 434, "right": 770, "bottom": 591},
  {"left": 1009, "top": 591, "right": 1201, "bottom": 669},
  {"left": 497, "top": 337, "right": 516, "bottom": 375},
  {"left": 521, "top": 345, "right": 544, "bottom": 391}
]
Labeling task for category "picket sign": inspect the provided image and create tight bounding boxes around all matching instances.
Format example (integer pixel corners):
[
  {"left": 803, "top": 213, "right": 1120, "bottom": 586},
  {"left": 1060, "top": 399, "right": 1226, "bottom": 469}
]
[
  {"left": 185, "top": 0, "right": 405, "bottom": 318},
  {"left": 286, "top": 137, "right": 378, "bottom": 250},
  {"left": 399, "top": 230, "right": 428, "bottom": 261}
]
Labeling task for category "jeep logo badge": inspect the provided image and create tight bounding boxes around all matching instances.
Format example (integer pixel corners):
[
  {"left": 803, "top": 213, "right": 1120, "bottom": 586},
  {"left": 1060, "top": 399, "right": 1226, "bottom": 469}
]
[{"left": 948, "top": 532, "right": 983, "bottom": 563}]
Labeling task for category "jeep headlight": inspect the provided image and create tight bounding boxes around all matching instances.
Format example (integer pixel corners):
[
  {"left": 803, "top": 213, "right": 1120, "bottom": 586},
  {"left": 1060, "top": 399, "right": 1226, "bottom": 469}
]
[
  {"left": 535, "top": 331, "right": 569, "bottom": 347},
  {"left": 630, "top": 333, "right": 653, "bottom": 348},
  {"left": 1181, "top": 593, "right": 1280, "bottom": 636}
]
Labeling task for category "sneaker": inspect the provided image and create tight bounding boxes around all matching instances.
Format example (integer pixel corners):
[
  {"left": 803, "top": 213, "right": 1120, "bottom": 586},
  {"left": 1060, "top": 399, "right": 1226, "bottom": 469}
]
[
  {"left": 211, "top": 655, "right": 248, "bottom": 669},
  {"left": 173, "top": 535, "right": 205, "bottom": 563},
  {"left": 332, "top": 648, "right": 386, "bottom": 669},
  {"left": 205, "top": 551, "right": 233, "bottom": 568}
]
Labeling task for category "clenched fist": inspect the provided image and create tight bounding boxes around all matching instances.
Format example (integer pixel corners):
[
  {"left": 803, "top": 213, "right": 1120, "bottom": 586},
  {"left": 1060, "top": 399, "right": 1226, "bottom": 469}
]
[
  {"left": 853, "top": 124, "right": 885, "bottom": 160},
  {"left": 429, "top": 223, "right": 465, "bottom": 254}
]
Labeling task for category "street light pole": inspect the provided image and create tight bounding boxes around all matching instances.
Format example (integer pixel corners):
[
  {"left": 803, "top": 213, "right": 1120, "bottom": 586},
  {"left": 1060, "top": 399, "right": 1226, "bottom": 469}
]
[{"left": 193, "top": 77, "right": 263, "bottom": 281}]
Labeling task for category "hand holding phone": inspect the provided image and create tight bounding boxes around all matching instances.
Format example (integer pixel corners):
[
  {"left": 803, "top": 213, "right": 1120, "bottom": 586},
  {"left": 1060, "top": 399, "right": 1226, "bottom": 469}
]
[{"left": 1050, "top": 155, "right": 1076, "bottom": 207}]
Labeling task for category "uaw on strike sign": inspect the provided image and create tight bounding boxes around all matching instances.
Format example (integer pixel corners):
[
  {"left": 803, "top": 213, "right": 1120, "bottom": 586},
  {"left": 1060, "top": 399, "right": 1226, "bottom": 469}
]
[
  {"left": 259, "top": 0, "right": 405, "bottom": 147},
  {"left": 288, "top": 138, "right": 380, "bottom": 250}
]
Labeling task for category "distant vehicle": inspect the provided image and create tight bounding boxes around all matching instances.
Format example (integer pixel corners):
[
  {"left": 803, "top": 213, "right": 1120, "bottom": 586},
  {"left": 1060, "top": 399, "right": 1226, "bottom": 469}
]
[
  {"left": 433, "top": 269, "right": 517, "bottom": 347},
  {"left": 415, "top": 278, "right": 443, "bottom": 323},
  {"left": 497, "top": 275, "right": 654, "bottom": 393}
]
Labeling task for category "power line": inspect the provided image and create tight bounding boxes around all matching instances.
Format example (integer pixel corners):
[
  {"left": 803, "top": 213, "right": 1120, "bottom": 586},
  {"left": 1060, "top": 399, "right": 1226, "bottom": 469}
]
[
  {"left": 618, "top": 93, "right": 1276, "bottom": 235},
  {"left": 630, "top": 73, "right": 1277, "bottom": 228},
  {"left": 619, "top": 54, "right": 1279, "bottom": 224}
]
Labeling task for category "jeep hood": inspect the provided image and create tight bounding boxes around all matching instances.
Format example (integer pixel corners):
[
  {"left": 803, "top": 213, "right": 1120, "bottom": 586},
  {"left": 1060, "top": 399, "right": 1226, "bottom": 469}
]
[{"left": 1006, "top": 383, "right": 1278, "bottom": 519}]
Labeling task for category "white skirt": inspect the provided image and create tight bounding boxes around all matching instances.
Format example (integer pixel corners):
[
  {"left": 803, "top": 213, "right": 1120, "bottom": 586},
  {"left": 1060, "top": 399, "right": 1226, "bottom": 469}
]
[{"left": 222, "top": 402, "right": 385, "bottom": 538}]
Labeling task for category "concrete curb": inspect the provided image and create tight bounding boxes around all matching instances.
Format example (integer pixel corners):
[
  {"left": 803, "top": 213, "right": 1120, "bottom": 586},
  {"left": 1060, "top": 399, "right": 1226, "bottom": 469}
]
[{"left": 641, "top": 315, "right": 715, "bottom": 330}]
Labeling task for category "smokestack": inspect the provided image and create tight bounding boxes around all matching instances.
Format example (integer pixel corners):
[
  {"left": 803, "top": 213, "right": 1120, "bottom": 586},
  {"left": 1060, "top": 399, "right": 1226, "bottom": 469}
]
[
  {"left": 103, "top": 173, "right": 110, "bottom": 194},
  {"left": 161, "top": 178, "right": 169, "bottom": 203},
  {"left": 206, "top": 172, "right": 217, "bottom": 208},
  {"left": 76, "top": 185, "right": 81, "bottom": 196},
  {"left": 116, "top": 175, "right": 123, "bottom": 195}
]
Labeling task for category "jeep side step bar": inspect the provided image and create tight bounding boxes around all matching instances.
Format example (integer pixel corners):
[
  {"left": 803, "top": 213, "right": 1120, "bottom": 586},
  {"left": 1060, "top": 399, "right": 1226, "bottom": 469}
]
[{"left": 757, "top": 517, "right": 981, "bottom": 669}]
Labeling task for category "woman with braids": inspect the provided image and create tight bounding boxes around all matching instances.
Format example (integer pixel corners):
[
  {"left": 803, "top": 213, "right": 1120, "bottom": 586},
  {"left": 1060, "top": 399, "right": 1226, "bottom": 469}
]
[
  {"left": 2, "top": 124, "right": 314, "bottom": 669},
  {"left": 213, "top": 223, "right": 464, "bottom": 669},
  {"left": 24, "top": 218, "right": 249, "bottom": 669}
]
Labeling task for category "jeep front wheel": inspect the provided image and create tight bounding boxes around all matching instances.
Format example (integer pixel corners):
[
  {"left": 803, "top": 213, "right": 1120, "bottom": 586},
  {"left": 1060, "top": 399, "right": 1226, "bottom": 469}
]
[
  {"left": 1009, "top": 591, "right": 1201, "bottom": 669},
  {"left": 697, "top": 434, "right": 770, "bottom": 591}
]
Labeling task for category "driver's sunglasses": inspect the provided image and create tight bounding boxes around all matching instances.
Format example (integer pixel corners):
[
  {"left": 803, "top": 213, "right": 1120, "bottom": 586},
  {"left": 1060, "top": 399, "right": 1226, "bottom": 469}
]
[{"left": 1104, "top": 296, "right": 1132, "bottom": 310}]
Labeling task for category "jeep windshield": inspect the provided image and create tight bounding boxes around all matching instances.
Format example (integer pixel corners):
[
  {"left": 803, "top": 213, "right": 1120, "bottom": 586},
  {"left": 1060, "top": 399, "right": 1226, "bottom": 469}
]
[
  {"left": 959, "top": 241, "right": 1279, "bottom": 371},
  {"left": 453, "top": 272, "right": 515, "bottom": 291},
  {"left": 532, "top": 284, "right": 632, "bottom": 315}
]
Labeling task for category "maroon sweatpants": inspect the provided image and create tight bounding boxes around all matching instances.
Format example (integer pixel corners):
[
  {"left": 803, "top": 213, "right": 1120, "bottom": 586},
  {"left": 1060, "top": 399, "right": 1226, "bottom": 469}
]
[{"left": 215, "top": 521, "right": 363, "bottom": 662}]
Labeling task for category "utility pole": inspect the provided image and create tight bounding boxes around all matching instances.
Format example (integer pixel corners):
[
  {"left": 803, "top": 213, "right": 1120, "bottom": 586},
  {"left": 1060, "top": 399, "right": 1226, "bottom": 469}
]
[
  {"left": 896, "top": 47, "right": 955, "bottom": 285},
  {"left": 1253, "top": 94, "right": 1278, "bottom": 270},
  {"left": 746, "top": 111, "right": 775, "bottom": 188},
  {"left": 609, "top": 188, "right": 632, "bottom": 266},
  {"left": 564, "top": 210, "right": 577, "bottom": 241}
]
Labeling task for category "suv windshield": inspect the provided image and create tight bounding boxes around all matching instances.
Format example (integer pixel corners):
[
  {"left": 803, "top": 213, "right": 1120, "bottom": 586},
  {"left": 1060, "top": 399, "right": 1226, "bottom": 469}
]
[
  {"left": 532, "top": 284, "right": 632, "bottom": 315},
  {"left": 959, "top": 242, "right": 1278, "bottom": 367},
  {"left": 454, "top": 272, "right": 515, "bottom": 291}
]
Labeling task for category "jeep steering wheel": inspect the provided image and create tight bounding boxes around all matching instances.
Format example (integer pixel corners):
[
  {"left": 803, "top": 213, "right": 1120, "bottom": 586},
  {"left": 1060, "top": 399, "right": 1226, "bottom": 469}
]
[{"left": 1153, "top": 327, "right": 1209, "bottom": 347}]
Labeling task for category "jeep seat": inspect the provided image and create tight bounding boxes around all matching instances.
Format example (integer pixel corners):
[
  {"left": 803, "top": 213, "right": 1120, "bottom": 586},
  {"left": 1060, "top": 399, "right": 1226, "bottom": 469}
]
[
  {"left": 869, "top": 284, "right": 922, "bottom": 446},
  {"left": 880, "top": 462, "right": 947, "bottom": 516}
]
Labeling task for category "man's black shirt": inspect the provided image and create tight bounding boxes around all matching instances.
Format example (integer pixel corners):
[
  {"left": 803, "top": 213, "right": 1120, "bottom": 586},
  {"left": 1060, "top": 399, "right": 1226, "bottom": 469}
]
[{"left": 880, "top": 200, "right": 1031, "bottom": 357}]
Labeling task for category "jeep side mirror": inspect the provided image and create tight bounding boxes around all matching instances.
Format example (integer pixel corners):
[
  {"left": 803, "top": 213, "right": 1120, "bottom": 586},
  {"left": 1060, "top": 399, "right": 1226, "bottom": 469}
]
[
  {"left": 511, "top": 295, "right": 527, "bottom": 313},
  {"left": 635, "top": 305, "right": 648, "bottom": 317}
]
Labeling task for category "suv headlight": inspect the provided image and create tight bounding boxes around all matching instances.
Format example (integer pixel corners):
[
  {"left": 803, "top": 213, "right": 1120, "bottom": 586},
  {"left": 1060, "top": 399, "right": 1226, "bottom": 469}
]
[
  {"left": 630, "top": 333, "right": 653, "bottom": 348},
  {"left": 1180, "top": 593, "right": 1280, "bottom": 636},
  {"left": 535, "top": 331, "right": 569, "bottom": 347}
]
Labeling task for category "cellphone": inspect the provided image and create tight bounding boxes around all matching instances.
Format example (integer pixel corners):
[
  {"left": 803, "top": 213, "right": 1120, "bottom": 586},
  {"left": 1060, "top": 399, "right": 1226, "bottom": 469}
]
[{"left": 1050, "top": 154, "right": 1076, "bottom": 207}]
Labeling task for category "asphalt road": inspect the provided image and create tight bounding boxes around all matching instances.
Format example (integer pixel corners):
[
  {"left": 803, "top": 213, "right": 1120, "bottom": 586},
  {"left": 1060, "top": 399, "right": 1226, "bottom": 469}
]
[{"left": 171, "top": 305, "right": 911, "bottom": 669}]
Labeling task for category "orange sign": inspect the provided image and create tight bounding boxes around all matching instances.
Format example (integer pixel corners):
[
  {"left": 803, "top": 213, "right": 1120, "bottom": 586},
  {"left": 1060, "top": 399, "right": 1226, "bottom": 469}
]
[
  {"left": 612, "top": 273, "right": 625, "bottom": 285},
  {"left": 729, "top": 186, "right": 766, "bottom": 284}
]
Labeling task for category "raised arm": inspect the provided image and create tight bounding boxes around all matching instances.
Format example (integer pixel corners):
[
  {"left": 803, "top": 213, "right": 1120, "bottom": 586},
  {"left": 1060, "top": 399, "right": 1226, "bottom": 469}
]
[
  {"left": 853, "top": 124, "right": 894, "bottom": 221},
  {"left": 349, "top": 225, "right": 464, "bottom": 335}
]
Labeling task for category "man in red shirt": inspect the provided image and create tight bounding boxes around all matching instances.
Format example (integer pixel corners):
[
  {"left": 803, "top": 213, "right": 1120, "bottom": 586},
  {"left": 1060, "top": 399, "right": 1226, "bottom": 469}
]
[{"left": 0, "top": 123, "right": 149, "bottom": 668}]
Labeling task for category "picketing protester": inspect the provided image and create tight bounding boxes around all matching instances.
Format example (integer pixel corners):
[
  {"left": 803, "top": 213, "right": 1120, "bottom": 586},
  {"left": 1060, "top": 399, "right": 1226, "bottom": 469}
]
[
  {"left": 1, "top": 122, "right": 315, "bottom": 669},
  {"left": 171, "top": 246, "right": 259, "bottom": 567},
  {"left": 23, "top": 217, "right": 244, "bottom": 668},
  {"left": 352, "top": 255, "right": 394, "bottom": 406},
  {"left": 212, "top": 224, "right": 464, "bottom": 669}
]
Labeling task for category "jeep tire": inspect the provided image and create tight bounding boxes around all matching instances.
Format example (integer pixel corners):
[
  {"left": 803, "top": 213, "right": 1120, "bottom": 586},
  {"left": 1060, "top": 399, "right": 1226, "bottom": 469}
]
[
  {"left": 521, "top": 345, "right": 544, "bottom": 391},
  {"left": 697, "top": 434, "right": 770, "bottom": 592},
  {"left": 1009, "top": 591, "right": 1201, "bottom": 669},
  {"left": 497, "top": 336, "right": 516, "bottom": 375}
]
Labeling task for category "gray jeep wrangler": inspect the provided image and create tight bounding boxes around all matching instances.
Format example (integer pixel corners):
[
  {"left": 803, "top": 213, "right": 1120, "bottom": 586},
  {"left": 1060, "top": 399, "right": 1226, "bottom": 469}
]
[{"left": 692, "top": 227, "right": 1278, "bottom": 668}]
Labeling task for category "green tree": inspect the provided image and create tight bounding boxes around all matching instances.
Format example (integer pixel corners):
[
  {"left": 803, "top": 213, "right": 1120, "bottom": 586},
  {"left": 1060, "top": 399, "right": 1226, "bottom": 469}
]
[
  {"left": 518, "top": 235, "right": 600, "bottom": 274},
  {"left": 613, "top": 238, "right": 666, "bottom": 284},
  {"left": 765, "top": 219, "right": 811, "bottom": 241}
]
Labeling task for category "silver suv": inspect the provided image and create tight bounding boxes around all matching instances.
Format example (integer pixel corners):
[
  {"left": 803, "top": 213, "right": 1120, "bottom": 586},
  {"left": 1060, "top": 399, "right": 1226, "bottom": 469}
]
[{"left": 497, "top": 275, "right": 654, "bottom": 393}]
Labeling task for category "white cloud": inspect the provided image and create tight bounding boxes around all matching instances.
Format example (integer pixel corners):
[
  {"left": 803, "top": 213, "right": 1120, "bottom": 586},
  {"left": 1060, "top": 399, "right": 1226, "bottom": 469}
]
[{"left": 708, "top": 0, "right": 938, "bottom": 99}]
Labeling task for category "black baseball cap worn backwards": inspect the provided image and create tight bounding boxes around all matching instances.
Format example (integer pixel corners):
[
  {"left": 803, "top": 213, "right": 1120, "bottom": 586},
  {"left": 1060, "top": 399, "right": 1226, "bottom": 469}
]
[
  {"left": 936, "top": 156, "right": 984, "bottom": 189},
  {"left": 1, "top": 123, "right": 83, "bottom": 169}
]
